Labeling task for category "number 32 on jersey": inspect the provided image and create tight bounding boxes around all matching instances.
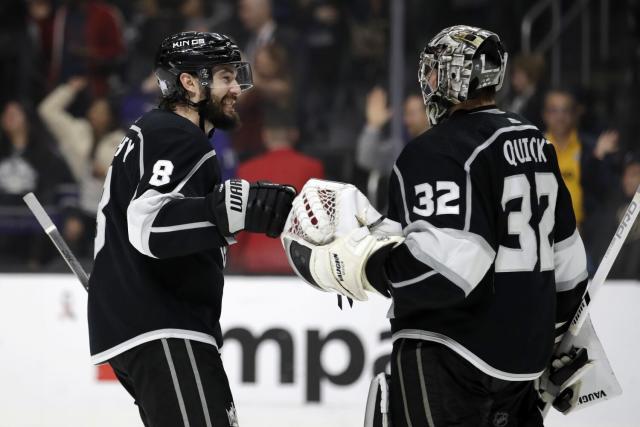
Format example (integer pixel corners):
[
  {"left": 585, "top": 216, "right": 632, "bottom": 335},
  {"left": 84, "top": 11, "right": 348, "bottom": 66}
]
[{"left": 412, "top": 174, "right": 558, "bottom": 273}]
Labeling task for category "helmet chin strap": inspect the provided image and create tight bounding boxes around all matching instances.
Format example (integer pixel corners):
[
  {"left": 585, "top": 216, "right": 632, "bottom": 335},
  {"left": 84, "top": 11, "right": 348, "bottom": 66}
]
[{"left": 185, "top": 84, "right": 211, "bottom": 132}]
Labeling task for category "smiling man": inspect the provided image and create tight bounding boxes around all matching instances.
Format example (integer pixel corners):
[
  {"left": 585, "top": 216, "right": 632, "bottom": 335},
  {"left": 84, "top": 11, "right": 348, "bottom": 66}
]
[{"left": 88, "top": 31, "right": 295, "bottom": 427}]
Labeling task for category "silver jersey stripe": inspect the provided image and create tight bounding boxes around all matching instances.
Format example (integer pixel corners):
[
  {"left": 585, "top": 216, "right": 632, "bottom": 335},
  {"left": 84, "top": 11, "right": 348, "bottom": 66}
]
[
  {"left": 91, "top": 329, "right": 219, "bottom": 365},
  {"left": 470, "top": 108, "right": 505, "bottom": 115},
  {"left": 416, "top": 342, "right": 435, "bottom": 427},
  {"left": 554, "top": 229, "right": 579, "bottom": 251},
  {"left": 396, "top": 339, "right": 413, "bottom": 427},
  {"left": 162, "top": 339, "right": 190, "bottom": 427},
  {"left": 393, "top": 329, "right": 543, "bottom": 381},
  {"left": 151, "top": 221, "right": 215, "bottom": 233},
  {"left": 185, "top": 340, "right": 213, "bottom": 427},
  {"left": 556, "top": 270, "right": 589, "bottom": 292},
  {"left": 463, "top": 124, "right": 539, "bottom": 231},
  {"left": 393, "top": 164, "right": 412, "bottom": 225},
  {"left": 174, "top": 150, "right": 216, "bottom": 193},
  {"left": 130, "top": 124, "right": 144, "bottom": 179}
]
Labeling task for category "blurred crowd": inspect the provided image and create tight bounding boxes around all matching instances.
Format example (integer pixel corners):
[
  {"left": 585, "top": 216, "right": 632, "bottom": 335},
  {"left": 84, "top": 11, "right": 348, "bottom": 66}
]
[{"left": 0, "top": 0, "right": 638, "bottom": 279}]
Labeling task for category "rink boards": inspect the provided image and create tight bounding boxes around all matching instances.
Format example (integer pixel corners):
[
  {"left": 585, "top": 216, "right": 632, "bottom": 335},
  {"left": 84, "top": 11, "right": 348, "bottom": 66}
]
[{"left": 0, "top": 275, "right": 637, "bottom": 427}]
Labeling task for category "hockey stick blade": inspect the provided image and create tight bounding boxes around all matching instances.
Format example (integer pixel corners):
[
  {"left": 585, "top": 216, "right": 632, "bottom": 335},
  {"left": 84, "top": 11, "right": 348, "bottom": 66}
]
[
  {"left": 23, "top": 192, "right": 89, "bottom": 291},
  {"left": 560, "top": 183, "right": 640, "bottom": 349}
]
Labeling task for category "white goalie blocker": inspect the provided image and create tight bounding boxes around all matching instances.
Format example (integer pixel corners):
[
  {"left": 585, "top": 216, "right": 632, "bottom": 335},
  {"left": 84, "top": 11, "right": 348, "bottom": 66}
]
[{"left": 281, "top": 179, "right": 403, "bottom": 301}]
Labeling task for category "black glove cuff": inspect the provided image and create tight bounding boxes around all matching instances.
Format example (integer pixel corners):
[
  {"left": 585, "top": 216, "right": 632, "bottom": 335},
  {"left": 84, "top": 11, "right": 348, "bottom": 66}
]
[
  {"left": 365, "top": 243, "right": 395, "bottom": 298},
  {"left": 205, "top": 185, "right": 233, "bottom": 237}
]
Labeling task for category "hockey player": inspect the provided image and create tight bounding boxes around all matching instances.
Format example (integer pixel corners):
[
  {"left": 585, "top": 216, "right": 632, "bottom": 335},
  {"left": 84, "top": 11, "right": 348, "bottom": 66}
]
[
  {"left": 284, "top": 26, "right": 589, "bottom": 426},
  {"left": 88, "top": 32, "right": 295, "bottom": 426}
]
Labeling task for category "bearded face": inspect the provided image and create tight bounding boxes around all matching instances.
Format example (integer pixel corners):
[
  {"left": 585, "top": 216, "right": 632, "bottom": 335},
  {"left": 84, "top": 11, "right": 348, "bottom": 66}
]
[{"left": 203, "top": 92, "right": 240, "bottom": 130}]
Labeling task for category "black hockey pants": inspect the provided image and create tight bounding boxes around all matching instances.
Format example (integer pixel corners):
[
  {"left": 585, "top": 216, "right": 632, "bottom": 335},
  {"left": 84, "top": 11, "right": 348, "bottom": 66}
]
[
  {"left": 109, "top": 338, "right": 238, "bottom": 427},
  {"left": 390, "top": 339, "right": 544, "bottom": 427}
]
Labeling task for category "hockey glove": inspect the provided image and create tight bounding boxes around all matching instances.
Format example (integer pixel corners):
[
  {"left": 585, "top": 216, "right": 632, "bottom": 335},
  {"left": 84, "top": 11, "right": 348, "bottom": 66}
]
[
  {"left": 538, "top": 346, "right": 593, "bottom": 414},
  {"left": 206, "top": 179, "right": 296, "bottom": 238},
  {"left": 283, "top": 225, "right": 403, "bottom": 301}
]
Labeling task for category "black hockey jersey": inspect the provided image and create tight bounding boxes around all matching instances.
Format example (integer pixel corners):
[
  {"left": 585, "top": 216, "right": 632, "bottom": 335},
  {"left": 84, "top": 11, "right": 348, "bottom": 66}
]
[
  {"left": 88, "top": 109, "right": 230, "bottom": 364},
  {"left": 384, "top": 106, "right": 588, "bottom": 380}
]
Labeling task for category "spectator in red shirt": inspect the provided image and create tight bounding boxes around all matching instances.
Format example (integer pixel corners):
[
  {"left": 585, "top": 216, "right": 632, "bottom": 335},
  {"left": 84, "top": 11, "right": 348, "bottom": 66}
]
[
  {"left": 230, "top": 110, "right": 324, "bottom": 273},
  {"left": 50, "top": 0, "right": 124, "bottom": 97}
]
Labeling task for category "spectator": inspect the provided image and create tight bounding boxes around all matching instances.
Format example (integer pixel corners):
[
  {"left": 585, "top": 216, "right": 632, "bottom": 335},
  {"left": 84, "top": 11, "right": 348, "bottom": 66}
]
[
  {"left": 38, "top": 77, "right": 125, "bottom": 258},
  {"left": 502, "top": 53, "right": 546, "bottom": 129},
  {"left": 0, "top": 101, "right": 75, "bottom": 269},
  {"left": 542, "top": 89, "right": 620, "bottom": 229},
  {"left": 230, "top": 110, "right": 324, "bottom": 273},
  {"left": 0, "top": 1, "right": 41, "bottom": 105},
  {"left": 298, "top": 0, "right": 349, "bottom": 144},
  {"left": 232, "top": 42, "right": 295, "bottom": 160},
  {"left": 49, "top": 0, "right": 125, "bottom": 97},
  {"left": 123, "top": 0, "right": 185, "bottom": 90},
  {"left": 356, "top": 87, "right": 429, "bottom": 209},
  {"left": 238, "top": 0, "right": 286, "bottom": 63},
  {"left": 586, "top": 153, "right": 640, "bottom": 280}
]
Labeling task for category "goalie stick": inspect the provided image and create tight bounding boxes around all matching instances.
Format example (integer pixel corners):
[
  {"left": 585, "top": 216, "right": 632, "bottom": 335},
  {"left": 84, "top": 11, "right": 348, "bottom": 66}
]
[
  {"left": 560, "top": 183, "right": 640, "bottom": 351},
  {"left": 541, "top": 183, "right": 640, "bottom": 415},
  {"left": 23, "top": 192, "right": 89, "bottom": 291}
]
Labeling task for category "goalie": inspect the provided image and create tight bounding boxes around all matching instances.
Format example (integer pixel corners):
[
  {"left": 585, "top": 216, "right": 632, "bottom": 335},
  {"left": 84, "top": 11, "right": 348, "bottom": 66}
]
[{"left": 283, "top": 26, "right": 592, "bottom": 426}]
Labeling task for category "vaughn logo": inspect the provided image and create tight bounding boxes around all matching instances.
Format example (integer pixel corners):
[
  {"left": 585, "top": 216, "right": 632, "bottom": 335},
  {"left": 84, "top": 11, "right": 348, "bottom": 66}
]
[
  {"left": 332, "top": 253, "right": 345, "bottom": 282},
  {"left": 578, "top": 389, "right": 607, "bottom": 405}
]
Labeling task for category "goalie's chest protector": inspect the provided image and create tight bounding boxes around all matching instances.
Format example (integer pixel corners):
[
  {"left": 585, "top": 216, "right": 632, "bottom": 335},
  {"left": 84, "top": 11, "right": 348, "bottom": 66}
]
[
  {"left": 386, "top": 106, "right": 573, "bottom": 379},
  {"left": 87, "top": 109, "right": 226, "bottom": 363}
]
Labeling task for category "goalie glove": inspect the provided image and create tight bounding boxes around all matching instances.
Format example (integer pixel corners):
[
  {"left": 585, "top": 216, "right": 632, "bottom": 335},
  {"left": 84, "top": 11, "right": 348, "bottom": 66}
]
[
  {"left": 283, "top": 225, "right": 403, "bottom": 301},
  {"left": 288, "top": 178, "right": 402, "bottom": 244}
]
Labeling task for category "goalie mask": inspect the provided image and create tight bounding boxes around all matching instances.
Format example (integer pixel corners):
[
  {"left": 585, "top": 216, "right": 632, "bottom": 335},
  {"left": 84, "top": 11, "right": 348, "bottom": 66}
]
[{"left": 419, "top": 25, "right": 508, "bottom": 126}]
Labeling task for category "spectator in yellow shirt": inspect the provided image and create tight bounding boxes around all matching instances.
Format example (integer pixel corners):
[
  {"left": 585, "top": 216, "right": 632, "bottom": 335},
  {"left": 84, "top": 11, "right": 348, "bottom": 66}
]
[{"left": 543, "top": 89, "right": 619, "bottom": 229}]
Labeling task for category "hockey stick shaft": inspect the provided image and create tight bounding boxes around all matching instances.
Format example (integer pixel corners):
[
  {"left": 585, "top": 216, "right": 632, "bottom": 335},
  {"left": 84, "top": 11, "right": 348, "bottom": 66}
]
[
  {"left": 23, "top": 193, "right": 89, "bottom": 291},
  {"left": 559, "top": 184, "right": 640, "bottom": 351}
]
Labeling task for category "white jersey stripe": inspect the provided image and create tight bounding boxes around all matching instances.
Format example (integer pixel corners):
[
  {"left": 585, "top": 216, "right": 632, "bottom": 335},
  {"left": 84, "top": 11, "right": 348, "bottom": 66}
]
[
  {"left": 393, "top": 164, "right": 412, "bottom": 225},
  {"left": 151, "top": 221, "right": 215, "bottom": 233},
  {"left": 402, "top": 221, "right": 495, "bottom": 295},
  {"left": 391, "top": 270, "right": 438, "bottom": 288},
  {"left": 130, "top": 124, "right": 144, "bottom": 179},
  {"left": 90, "top": 328, "right": 219, "bottom": 365},
  {"left": 554, "top": 229, "right": 588, "bottom": 291},
  {"left": 174, "top": 150, "right": 216, "bottom": 193},
  {"left": 393, "top": 330, "right": 544, "bottom": 381}
]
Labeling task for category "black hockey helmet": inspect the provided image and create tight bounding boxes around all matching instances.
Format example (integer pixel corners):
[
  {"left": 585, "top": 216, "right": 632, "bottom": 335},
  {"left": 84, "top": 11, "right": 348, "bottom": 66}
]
[{"left": 154, "top": 31, "right": 253, "bottom": 99}]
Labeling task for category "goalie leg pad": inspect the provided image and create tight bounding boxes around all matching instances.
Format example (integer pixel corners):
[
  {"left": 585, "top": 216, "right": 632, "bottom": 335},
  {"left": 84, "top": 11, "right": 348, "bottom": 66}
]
[{"left": 364, "top": 373, "right": 392, "bottom": 427}]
